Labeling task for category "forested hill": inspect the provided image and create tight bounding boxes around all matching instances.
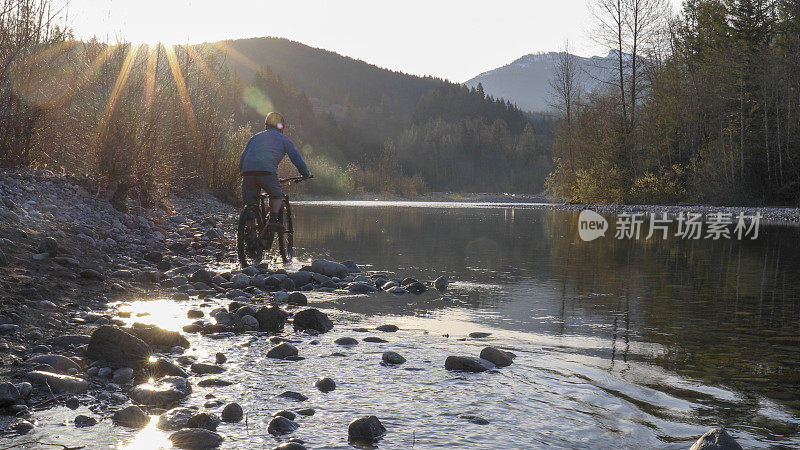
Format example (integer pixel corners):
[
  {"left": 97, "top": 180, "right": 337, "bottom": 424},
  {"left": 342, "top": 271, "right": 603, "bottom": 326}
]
[{"left": 219, "top": 37, "right": 442, "bottom": 115}]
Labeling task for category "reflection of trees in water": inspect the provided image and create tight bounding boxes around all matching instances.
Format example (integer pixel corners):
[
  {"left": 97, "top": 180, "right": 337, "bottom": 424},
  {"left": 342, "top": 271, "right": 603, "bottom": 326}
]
[{"left": 545, "top": 213, "right": 800, "bottom": 414}]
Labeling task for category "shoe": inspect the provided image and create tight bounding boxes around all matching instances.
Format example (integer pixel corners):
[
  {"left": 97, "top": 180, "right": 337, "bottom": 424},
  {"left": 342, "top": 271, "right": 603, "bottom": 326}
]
[{"left": 266, "top": 220, "right": 286, "bottom": 233}]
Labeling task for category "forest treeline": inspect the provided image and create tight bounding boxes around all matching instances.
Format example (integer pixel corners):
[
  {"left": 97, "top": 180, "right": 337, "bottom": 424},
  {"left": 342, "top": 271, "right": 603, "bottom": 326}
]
[
  {"left": 0, "top": 2, "right": 552, "bottom": 205},
  {"left": 547, "top": 0, "right": 800, "bottom": 205}
]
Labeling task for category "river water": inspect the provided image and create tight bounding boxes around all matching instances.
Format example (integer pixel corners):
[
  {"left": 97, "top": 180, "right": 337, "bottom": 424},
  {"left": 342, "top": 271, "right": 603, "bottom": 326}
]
[{"left": 9, "top": 202, "right": 800, "bottom": 448}]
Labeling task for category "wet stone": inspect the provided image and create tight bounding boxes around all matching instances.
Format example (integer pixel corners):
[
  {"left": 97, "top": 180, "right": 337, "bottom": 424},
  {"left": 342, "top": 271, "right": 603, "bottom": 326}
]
[{"left": 314, "top": 377, "right": 336, "bottom": 392}]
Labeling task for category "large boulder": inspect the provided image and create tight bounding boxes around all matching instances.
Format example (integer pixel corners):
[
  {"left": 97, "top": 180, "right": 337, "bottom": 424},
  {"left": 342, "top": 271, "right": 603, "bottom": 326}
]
[
  {"left": 0, "top": 382, "right": 19, "bottom": 407},
  {"left": 130, "top": 323, "right": 190, "bottom": 349},
  {"left": 169, "top": 428, "right": 223, "bottom": 449},
  {"left": 25, "top": 371, "right": 88, "bottom": 394},
  {"left": 690, "top": 428, "right": 743, "bottom": 450},
  {"left": 382, "top": 351, "right": 406, "bottom": 365},
  {"left": 348, "top": 415, "right": 386, "bottom": 442},
  {"left": 221, "top": 403, "right": 243, "bottom": 422},
  {"left": 310, "top": 259, "right": 349, "bottom": 278},
  {"left": 86, "top": 325, "right": 152, "bottom": 368},
  {"left": 254, "top": 306, "right": 289, "bottom": 333},
  {"left": 479, "top": 347, "right": 514, "bottom": 367},
  {"left": 130, "top": 376, "right": 192, "bottom": 407},
  {"left": 293, "top": 309, "right": 333, "bottom": 333},
  {"left": 444, "top": 356, "right": 495, "bottom": 373}
]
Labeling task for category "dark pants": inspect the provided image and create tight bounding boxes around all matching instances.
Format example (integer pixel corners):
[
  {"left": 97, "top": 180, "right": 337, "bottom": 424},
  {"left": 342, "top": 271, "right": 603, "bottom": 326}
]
[{"left": 241, "top": 173, "right": 283, "bottom": 206}]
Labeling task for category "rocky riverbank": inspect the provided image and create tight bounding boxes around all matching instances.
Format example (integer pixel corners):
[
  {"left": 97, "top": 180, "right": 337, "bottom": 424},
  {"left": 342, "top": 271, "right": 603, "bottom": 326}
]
[{"left": 0, "top": 169, "right": 742, "bottom": 449}]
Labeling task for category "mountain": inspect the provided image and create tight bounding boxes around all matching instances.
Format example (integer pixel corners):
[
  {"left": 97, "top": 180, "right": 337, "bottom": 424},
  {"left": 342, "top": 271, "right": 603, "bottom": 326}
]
[{"left": 464, "top": 51, "right": 622, "bottom": 112}]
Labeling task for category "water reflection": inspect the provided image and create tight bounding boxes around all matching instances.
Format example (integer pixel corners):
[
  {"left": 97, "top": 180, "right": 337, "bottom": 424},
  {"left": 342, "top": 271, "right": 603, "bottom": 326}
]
[{"left": 292, "top": 203, "right": 800, "bottom": 435}]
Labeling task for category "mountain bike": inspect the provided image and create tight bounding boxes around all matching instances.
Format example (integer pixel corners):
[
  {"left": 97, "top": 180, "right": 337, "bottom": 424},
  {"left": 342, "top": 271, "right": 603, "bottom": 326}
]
[{"left": 237, "top": 176, "right": 310, "bottom": 267}]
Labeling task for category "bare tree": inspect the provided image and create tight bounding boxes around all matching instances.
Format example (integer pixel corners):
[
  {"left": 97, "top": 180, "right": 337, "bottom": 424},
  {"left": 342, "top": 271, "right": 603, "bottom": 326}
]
[
  {"left": 549, "top": 40, "right": 583, "bottom": 124},
  {"left": 590, "top": 0, "right": 629, "bottom": 127}
]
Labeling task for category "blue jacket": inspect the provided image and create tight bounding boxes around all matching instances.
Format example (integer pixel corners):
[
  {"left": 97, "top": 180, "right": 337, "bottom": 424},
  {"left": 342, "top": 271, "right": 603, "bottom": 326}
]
[{"left": 239, "top": 129, "right": 310, "bottom": 177}]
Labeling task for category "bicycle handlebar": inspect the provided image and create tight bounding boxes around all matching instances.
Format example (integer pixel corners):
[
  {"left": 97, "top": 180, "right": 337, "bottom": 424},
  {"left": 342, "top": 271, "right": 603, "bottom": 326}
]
[{"left": 280, "top": 175, "right": 313, "bottom": 184}]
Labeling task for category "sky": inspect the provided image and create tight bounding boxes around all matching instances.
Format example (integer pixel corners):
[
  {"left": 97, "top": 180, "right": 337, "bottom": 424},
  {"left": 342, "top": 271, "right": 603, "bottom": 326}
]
[{"left": 65, "top": 0, "right": 681, "bottom": 83}]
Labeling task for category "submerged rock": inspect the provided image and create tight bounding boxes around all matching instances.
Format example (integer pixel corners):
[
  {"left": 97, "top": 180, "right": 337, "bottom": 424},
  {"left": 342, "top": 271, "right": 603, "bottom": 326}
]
[
  {"left": 434, "top": 275, "right": 449, "bottom": 292},
  {"left": 334, "top": 337, "right": 358, "bottom": 346},
  {"left": 221, "top": 403, "right": 243, "bottom": 422},
  {"left": 169, "top": 428, "right": 224, "bottom": 449},
  {"left": 277, "top": 391, "right": 308, "bottom": 402},
  {"left": 348, "top": 415, "right": 386, "bottom": 442},
  {"left": 157, "top": 407, "right": 196, "bottom": 430},
  {"left": 293, "top": 309, "right": 333, "bottom": 333},
  {"left": 690, "top": 428, "right": 743, "bottom": 450},
  {"left": 74, "top": 414, "right": 98, "bottom": 428},
  {"left": 113, "top": 405, "right": 150, "bottom": 428},
  {"left": 86, "top": 325, "right": 152, "bottom": 368},
  {"left": 191, "top": 362, "right": 225, "bottom": 375},
  {"left": 444, "top": 356, "right": 495, "bottom": 373},
  {"left": 186, "top": 412, "right": 221, "bottom": 431},
  {"left": 267, "top": 416, "right": 299, "bottom": 435},
  {"left": 310, "top": 259, "right": 350, "bottom": 278},
  {"left": 272, "top": 443, "right": 307, "bottom": 450},
  {"left": 363, "top": 336, "right": 388, "bottom": 343},
  {"left": 130, "top": 376, "right": 192, "bottom": 407},
  {"left": 382, "top": 351, "right": 406, "bottom": 365},
  {"left": 479, "top": 347, "right": 514, "bottom": 367},
  {"left": 375, "top": 325, "right": 399, "bottom": 332},
  {"left": 314, "top": 377, "right": 336, "bottom": 392},
  {"left": 267, "top": 342, "right": 298, "bottom": 359}
]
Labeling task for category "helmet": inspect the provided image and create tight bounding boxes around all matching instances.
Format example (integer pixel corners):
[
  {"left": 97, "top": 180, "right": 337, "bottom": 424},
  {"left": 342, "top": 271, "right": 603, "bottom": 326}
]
[{"left": 265, "top": 112, "right": 285, "bottom": 131}]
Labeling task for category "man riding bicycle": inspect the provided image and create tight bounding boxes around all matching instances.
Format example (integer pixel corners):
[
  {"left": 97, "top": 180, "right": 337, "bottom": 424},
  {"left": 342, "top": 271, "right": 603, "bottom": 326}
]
[{"left": 239, "top": 112, "right": 311, "bottom": 232}]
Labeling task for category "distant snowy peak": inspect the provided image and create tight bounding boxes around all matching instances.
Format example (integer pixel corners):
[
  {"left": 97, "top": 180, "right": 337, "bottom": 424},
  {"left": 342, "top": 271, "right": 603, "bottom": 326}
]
[{"left": 465, "top": 51, "right": 624, "bottom": 112}]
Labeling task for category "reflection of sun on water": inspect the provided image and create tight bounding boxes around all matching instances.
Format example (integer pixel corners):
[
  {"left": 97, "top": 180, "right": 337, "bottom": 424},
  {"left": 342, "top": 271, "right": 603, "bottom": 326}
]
[
  {"left": 118, "top": 415, "right": 170, "bottom": 449},
  {"left": 116, "top": 299, "right": 189, "bottom": 331}
]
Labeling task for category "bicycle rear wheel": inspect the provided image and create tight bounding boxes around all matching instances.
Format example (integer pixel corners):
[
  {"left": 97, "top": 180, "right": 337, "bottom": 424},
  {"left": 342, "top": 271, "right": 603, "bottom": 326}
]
[{"left": 237, "top": 205, "right": 265, "bottom": 267}]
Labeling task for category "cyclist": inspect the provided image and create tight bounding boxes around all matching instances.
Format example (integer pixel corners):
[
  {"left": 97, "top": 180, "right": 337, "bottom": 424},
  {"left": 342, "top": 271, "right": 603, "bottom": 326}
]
[{"left": 239, "top": 112, "right": 311, "bottom": 232}]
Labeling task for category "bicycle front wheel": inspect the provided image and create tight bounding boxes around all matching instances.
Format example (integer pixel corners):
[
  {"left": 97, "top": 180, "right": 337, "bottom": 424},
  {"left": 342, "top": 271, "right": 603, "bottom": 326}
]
[{"left": 237, "top": 206, "right": 264, "bottom": 268}]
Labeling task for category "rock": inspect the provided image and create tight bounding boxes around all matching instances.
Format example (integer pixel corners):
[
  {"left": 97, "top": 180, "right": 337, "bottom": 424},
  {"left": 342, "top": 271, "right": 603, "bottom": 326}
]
[
  {"left": 8, "top": 419, "right": 34, "bottom": 434},
  {"left": 169, "top": 428, "right": 224, "bottom": 449},
  {"left": 98, "top": 367, "right": 113, "bottom": 378},
  {"left": 158, "top": 407, "right": 197, "bottom": 430},
  {"left": 376, "top": 324, "right": 399, "bottom": 332},
  {"left": 0, "top": 382, "right": 19, "bottom": 407},
  {"left": 295, "top": 408, "right": 315, "bottom": 416},
  {"left": 310, "top": 259, "right": 350, "bottom": 278},
  {"left": 130, "top": 376, "right": 192, "bottom": 407},
  {"left": 348, "top": 283, "right": 378, "bottom": 294},
  {"left": 51, "top": 335, "right": 91, "bottom": 347},
  {"left": 113, "top": 367, "right": 135, "bottom": 384},
  {"left": 113, "top": 405, "right": 150, "bottom": 428},
  {"left": 65, "top": 396, "right": 80, "bottom": 409},
  {"left": 27, "top": 354, "right": 82, "bottom": 373},
  {"left": 479, "top": 347, "right": 514, "bottom": 367},
  {"left": 197, "top": 378, "right": 233, "bottom": 387},
  {"left": 186, "top": 412, "right": 221, "bottom": 431},
  {"left": 469, "top": 332, "right": 491, "bottom": 338},
  {"left": 191, "top": 362, "right": 225, "bottom": 375},
  {"left": 348, "top": 415, "right": 386, "bottom": 442},
  {"left": 26, "top": 371, "right": 88, "bottom": 393},
  {"left": 37, "top": 237, "right": 58, "bottom": 256},
  {"left": 363, "top": 336, "right": 388, "bottom": 343},
  {"left": 459, "top": 414, "right": 489, "bottom": 425},
  {"left": 434, "top": 275, "right": 448, "bottom": 291},
  {"left": 221, "top": 402, "right": 243, "bottom": 422},
  {"left": 255, "top": 306, "right": 289, "bottom": 333},
  {"left": 272, "top": 443, "right": 307, "bottom": 450},
  {"left": 403, "top": 281, "right": 426, "bottom": 294},
  {"left": 187, "top": 309, "right": 204, "bottom": 319},
  {"left": 690, "top": 428, "right": 743, "bottom": 450},
  {"left": 86, "top": 325, "right": 152, "bottom": 368},
  {"left": 335, "top": 337, "right": 358, "bottom": 346},
  {"left": 267, "top": 416, "right": 299, "bottom": 435},
  {"left": 341, "top": 260, "right": 361, "bottom": 273},
  {"left": 382, "top": 351, "right": 406, "bottom": 365},
  {"left": 149, "top": 357, "right": 190, "bottom": 378},
  {"left": 267, "top": 342, "right": 298, "bottom": 359},
  {"left": 75, "top": 414, "right": 98, "bottom": 427},
  {"left": 293, "top": 308, "right": 333, "bottom": 333},
  {"left": 287, "top": 292, "right": 308, "bottom": 306},
  {"left": 0, "top": 324, "right": 19, "bottom": 334},
  {"left": 277, "top": 391, "right": 307, "bottom": 402},
  {"left": 444, "top": 356, "right": 495, "bottom": 373},
  {"left": 230, "top": 273, "right": 250, "bottom": 289},
  {"left": 189, "top": 268, "right": 213, "bottom": 285},
  {"left": 215, "top": 352, "right": 227, "bottom": 364},
  {"left": 286, "top": 271, "right": 313, "bottom": 286},
  {"left": 274, "top": 291, "right": 290, "bottom": 303},
  {"left": 79, "top": 268, "right": 104, "bottom": 280},
  {"left": 274, "top": 410, "right": 296, "bottom": 420},
  {"left": 14, "top": 382, "right": 32, "bottom": 398},
  {"left": 130, "top": 323, "right": 190, "bottom": 349},
  {"left": 315, "top": 377, "right": 336, "bottom": 392},
  {"left": 241, "top": 315, "right": 259, "bottom": 330}
]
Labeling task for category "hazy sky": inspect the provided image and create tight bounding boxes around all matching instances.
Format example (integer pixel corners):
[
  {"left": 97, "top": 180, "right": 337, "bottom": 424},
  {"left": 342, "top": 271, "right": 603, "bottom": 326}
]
[{"left": 66, "top": 0, "right": 681, "bottom": 82}]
